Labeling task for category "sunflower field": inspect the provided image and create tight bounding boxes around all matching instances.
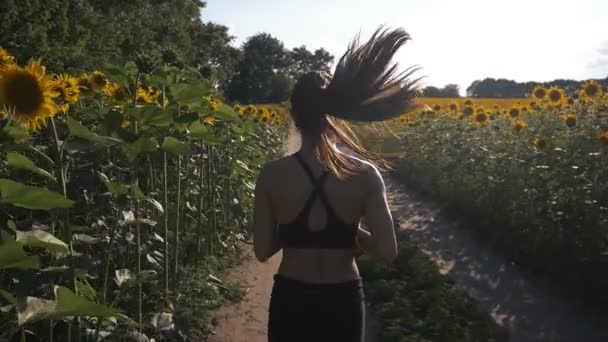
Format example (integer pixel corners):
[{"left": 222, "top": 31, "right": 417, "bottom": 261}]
[
  {"left": 0, "top": 48, "right": 288, "bottom": 341},
  {"left": 361, "top": 81, "right": 608, "bottom": 307}
]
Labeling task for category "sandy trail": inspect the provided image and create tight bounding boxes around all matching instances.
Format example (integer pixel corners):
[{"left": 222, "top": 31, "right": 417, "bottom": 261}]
[{"left": 387, "top": 180, "right": 608, "bottom": 342}]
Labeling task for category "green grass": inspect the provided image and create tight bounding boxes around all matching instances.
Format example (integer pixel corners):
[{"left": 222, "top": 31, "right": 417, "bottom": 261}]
[{"left": 358, "top": 230, "right": 508, "bottom": 342}]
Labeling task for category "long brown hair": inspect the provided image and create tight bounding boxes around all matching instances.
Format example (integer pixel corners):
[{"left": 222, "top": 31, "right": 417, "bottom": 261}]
[{"left": 290, "top": 27, "right": 421, "bottom": 179}]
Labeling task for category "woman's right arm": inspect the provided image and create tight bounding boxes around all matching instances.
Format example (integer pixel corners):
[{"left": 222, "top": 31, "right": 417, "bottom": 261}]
[{"left": 357, "top": 165, "right": 398, "bottom": 262}]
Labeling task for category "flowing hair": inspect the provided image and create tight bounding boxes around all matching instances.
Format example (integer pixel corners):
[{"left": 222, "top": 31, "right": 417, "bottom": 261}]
[{"left": 290, "top": 27, "right": 422, "bottom": 179}]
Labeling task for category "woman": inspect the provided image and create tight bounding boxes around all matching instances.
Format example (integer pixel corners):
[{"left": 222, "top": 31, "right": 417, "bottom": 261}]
[{"left": 253, "top": 27, "right": 420, "bottom": 342}]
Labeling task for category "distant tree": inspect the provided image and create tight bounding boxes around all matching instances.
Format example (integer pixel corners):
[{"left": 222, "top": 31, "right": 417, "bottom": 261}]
[
  {"left": 226, "top": 37, "right": 334, "bottom": 104},
  {"left": 287, "top": 46, "right": 334, "bottom": 79},
  {"left": 423, "top": 84, "right": 460, "bottom": 97},
  {"left": 226, "top": 33, "right": 290, "bottom": 103}
]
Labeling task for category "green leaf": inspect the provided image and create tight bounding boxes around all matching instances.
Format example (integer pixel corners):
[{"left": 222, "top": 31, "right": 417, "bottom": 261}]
[
  {"left": 173, "top": 112, "right": 199, "bottom": 124},
  {"left": 161, "top": 137, "right": 191, "bottom": 154},
  {"left": 0, "top": 239, "right": 39, "bottom": 270},
  {"left": 7, "top": 152, "right": 57, "bottom": 182},
  {"left": 98, "top": 172, "right": 130, "bottom": 196},
  {"left": 188, "top": 121, "right": 220, "bottom": 145},
  {"left": 0, "top": 289, "right": 18, "bottom": 305},
  {"left": 16, "top": 230, "right": 69, "bottom": 255},
  {"left": 53, "top": 287, "right": 120, "bottom": 319},
  {"left": 67, "top": 118, "right": 122, "bottom": 146},
  {"left": 214, "top": 104, "right": 238, "bottom": 121},
  {"left": 72, "top": 234, "right": 102, "bottom": 244},
  {"left": 0, "top": 179, "right": 73, "bottom": 210},
  {"left": 170, "top": 81, "right": 210, "bottom": 108},
  {"left": 3, "top": 125, "right": 29, "bottom": 142},
  {"left": 124, "top": 136, "right": 159, "bottom": 162},
  {"left": 133, "top": 106, "right": 173, "bottom": 127}
]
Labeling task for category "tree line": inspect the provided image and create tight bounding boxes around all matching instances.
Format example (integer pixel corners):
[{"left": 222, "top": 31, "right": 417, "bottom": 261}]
[
  {"left": 0, "top": 0, "right": 333, "bottom": 104},
  {"left": 4, "top": 1, "right": 605, "bottom": 102}
]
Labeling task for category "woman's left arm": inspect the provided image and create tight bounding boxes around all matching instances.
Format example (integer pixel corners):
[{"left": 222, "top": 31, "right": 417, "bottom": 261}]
[{"left": 253, "top": 164, "right": 281, "bottom": 262}]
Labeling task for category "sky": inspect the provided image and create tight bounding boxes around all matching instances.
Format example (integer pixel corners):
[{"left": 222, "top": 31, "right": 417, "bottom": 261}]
[{"left": 202, "top": 0, "right": 608, "bottom": 95}]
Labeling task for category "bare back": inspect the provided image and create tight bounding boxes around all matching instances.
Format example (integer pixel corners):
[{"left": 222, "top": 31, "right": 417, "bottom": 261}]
[{"left": 253, "top": 150, "right": 396, "bottom": 284}]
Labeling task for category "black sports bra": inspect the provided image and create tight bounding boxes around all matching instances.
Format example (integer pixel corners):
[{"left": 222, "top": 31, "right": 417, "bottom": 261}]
[{"left": 277, "top": 152, "right": 359, "bottom": 249}]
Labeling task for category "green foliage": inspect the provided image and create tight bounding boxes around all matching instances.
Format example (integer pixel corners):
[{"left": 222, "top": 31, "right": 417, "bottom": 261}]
[
  {"left": 0, "top": 60, "right": 286, "bottom": 340},
  {"left": 363, "top": 106, "right": 608, "bottom": 308},
  {"left": 359, "top": 231, "right": 508, "bottom": 342},
  {"left": 0, "top": 179, "right": 74, "bottom": 210}
]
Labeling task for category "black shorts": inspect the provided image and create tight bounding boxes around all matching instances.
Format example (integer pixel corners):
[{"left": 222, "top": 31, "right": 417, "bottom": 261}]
[{"left": 268, "top": 274, "right": 365, "bottom": 342}]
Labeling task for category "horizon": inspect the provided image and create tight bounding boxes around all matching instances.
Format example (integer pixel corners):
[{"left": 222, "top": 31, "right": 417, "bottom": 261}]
[{"left": 202, "top": 0, "right": 608, "bottom": 96}]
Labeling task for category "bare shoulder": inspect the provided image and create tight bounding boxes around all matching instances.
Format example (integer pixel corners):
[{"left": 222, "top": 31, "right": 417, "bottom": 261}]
[
  {"left": 344, "top": 155, "right": 385, "bottom": 190},
  {"left": 257, "top": 156, "right": 292, "bottom": 186}
]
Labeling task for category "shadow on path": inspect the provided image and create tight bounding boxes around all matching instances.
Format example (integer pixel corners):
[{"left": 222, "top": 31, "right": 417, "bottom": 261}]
[{"left": 387, "top": 180, "right": 608, "bottom": 342}]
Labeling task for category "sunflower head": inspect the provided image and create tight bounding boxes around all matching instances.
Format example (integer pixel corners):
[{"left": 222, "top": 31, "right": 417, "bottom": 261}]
[
  {"left": 0, "top": 60, "right": 60, "bottom": 131},
  {"left": 136, "top": 85, "right": 159, "bottom": 104},
  {"left": 532, "top": 86, "right": 547, "bottom": 101},
  {"left": 547, "top": 87, "right": 566, "bottom": 105},
  {"left": 462, "top": 105, "right": 474, "bottom": 116},
  {"left": 513, "top": 120, "right": 527, "bottom": 133},
  {"left": 432, "top": 104, "right": 441, "bottom": 112},
  {"left": 52, "top": 74, "right": 80, "bottom": 104},
  {"left": 202, "top": 114, "right": 216, "bottom": 125},
  {"left": 245, "top": 105, "right": 257, "bottom": 116},
  {"left": 509, "top": 107, "right": 520, "bottom": 118},
  {"left": 0, "top": 48, "right": 16, "bottom": 70},
  {"left": 565, "top": 114, "right": 577, "bottom": 128},
  {"left": 90, "top": 71, "right": 108, "bottom": 90},
  {"left": 474, "top": 112, "right": 489, "bottom": 125},
  {"left": 104, "top": 82, "right": 129, "bottom": 103},
  {"left": 258, "top": 106, "right": 271, "bottom": 119},
  {"left": 566, "top": 97, "right": 574, "bottom": 106},
  {"left": 234, "top": 104, "right": 245, "bottom": 114},
  {"left": 464, "top": 99, "right": 473, "bottom": 106},
  {"left": 204, "top": 96, "right": 222, "bottom": 111},
  {"left": 447, "top": 102, "right": 458, "bottom": 112},
  {"left": 77, "top": 74, "right": 96, "bottom": 96},
  {"left": 581, "top": 80, "right": 603, "bottom": 99}
]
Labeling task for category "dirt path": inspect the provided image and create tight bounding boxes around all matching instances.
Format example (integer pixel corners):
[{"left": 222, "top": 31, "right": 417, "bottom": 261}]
[
  {"left": 387, "top": 180, "right": 608, "bottom": 342},
  {"left": 207, "top": 248, "right": 281, "bottom": 342}
]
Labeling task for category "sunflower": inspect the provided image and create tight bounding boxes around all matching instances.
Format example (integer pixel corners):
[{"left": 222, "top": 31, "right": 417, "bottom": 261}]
[
  {"left": 580, "top": 80, "right": 603, "bottom": 99},
  {"left": 136, "top": 85, "right": 159, "bottom": 104},
  {"left": 234, "top": 104, "right": 245, "bottom": 114},
  {"left": 104, "top": 82, "right": 129, "bottom": 103},
  {"left": 564, "top": 114, "right": 577, "bottom": 128},
  {"left": 566, "top": 97, "right": 574, "bottom": 107},
  {"left": 520, "top": 105, "right": 529, "bottom": 113},
  {"left": 258, "top": 106, "right": 271, "bottom": 119},
  {"left": 462, "top": 105, "right": 474, "bottom": 116},
  {"left": 464, "top": 99, "right": 473, "bottom": 106},
  {"left": 447, "top": 102, "right": 459, "bottom": 112},
  {"left": 202, "top": 114, "right": 216, "bottom": 125},
  {"left": 432, "top": 104, "right": 441, "bottom": 112},
  {"left": 547, "top": 87, "right": 566, "bottom": 105},
  {"left": 245, "top": 105, "right": 257, "bottom": 116},
  {"left": 204, "top": 96, "right": 222, "bottom": 111},
  {"left": 77, "top": 74, "right": 96, "bottom": 96},
  {"left": 532, "top": 86, "right": 547, "bottom": 101},
  {"left": 509, "top": 107, "right": 520, "bottom": 118},
  {"left": 474, "top": 112, "right": 489, "bottom": 125},
  {"left": 513, "top": 120, "right": 526, "bottom": 133},
  {"left": 0, "top": 48, "right": 15, "bottom": 69},
  {"left": 89, "top": 71, "right": 108, "bottom": 90},
  {"left": 0, "top": 60, "right": 60, "bottom": 130},
  {"left": 52, "top": 74, "right": 80, "bottom": 104}
]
